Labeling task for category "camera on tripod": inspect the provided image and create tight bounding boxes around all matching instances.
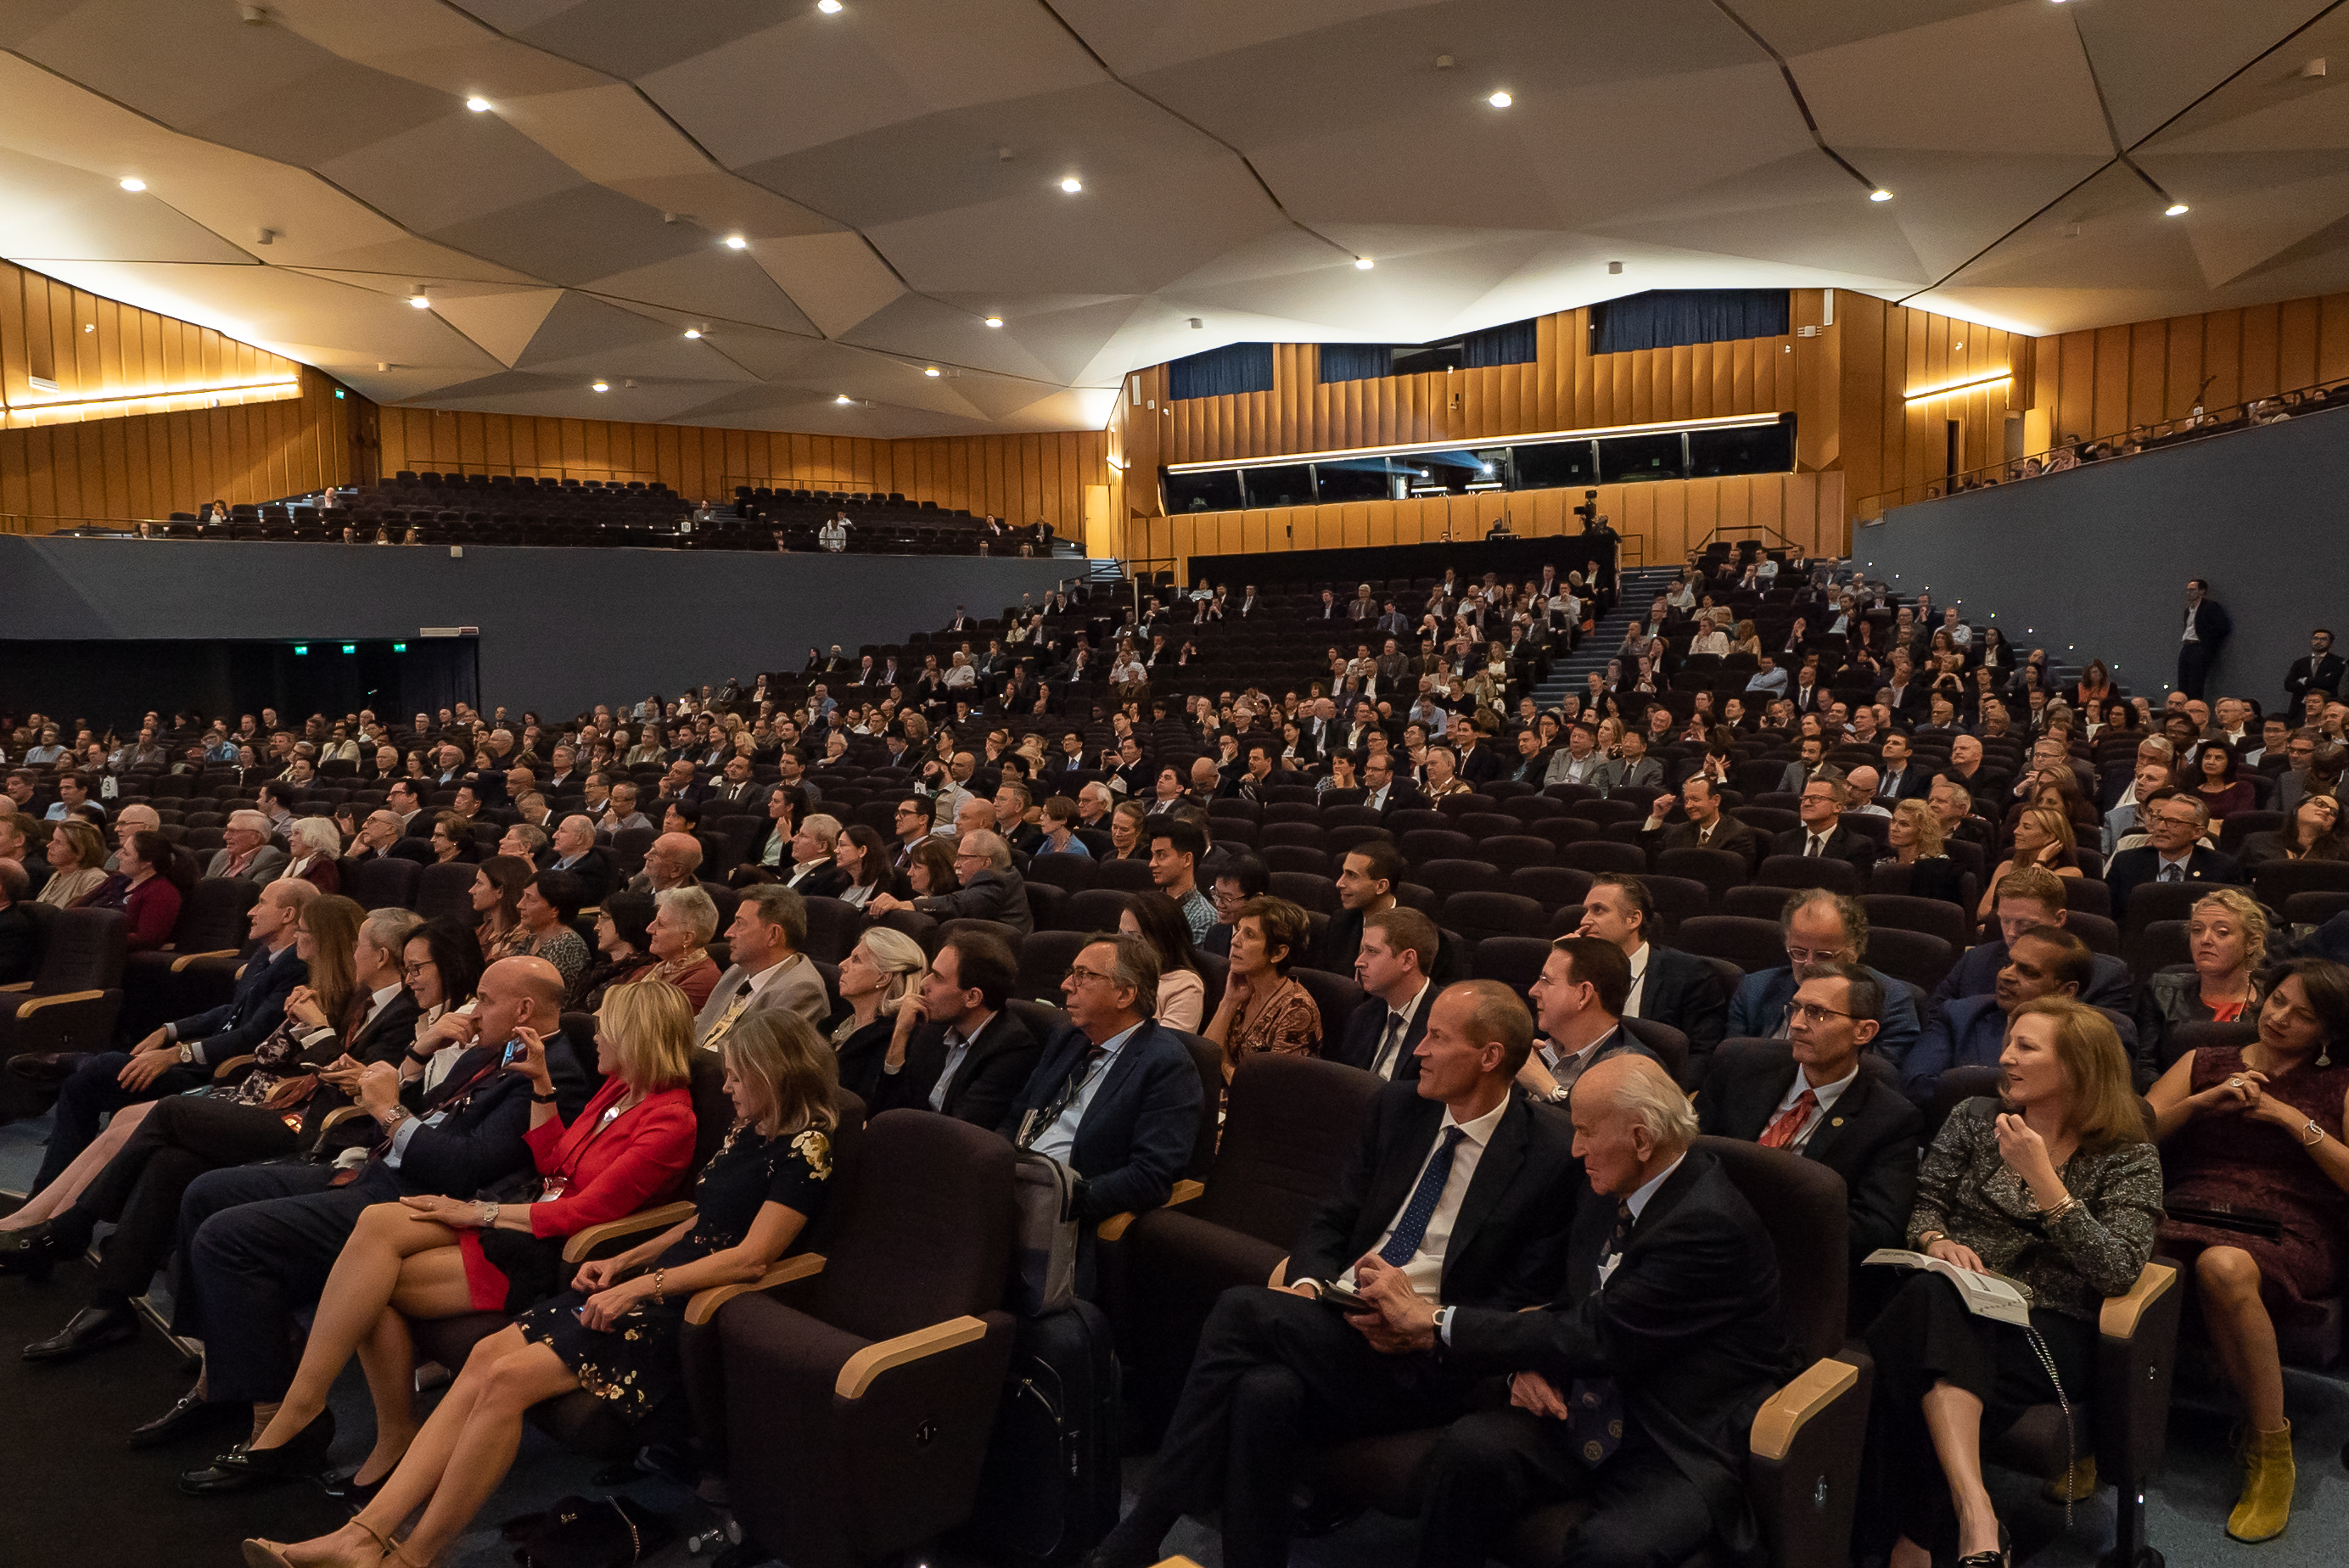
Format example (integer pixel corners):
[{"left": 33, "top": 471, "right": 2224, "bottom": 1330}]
[{"left": 1573, "top": 490, "right": 1599, "bottom": 528}]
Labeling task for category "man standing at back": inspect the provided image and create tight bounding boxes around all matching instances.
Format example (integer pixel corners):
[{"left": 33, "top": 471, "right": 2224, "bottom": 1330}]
[
  {"left": 1087, "top": 981, "right": 1581, "bottom": 1568},
  {"left": 2178, "top": 577, "right": 2232, "bottom": 701}
]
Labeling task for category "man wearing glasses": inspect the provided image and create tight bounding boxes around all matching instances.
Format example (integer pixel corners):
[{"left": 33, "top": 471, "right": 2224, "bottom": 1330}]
[
  {"left": 1723, "top": 890, "right": 1922, "bottom": 1069},
  {"left": 871, "top": 829, "right": 1034, "bottom": 936},
  {"left": 2103, "top": 787, "right": 2240, "bottom": 917}
]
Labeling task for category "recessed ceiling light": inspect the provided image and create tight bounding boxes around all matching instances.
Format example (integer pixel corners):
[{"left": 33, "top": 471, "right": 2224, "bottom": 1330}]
[
  {"left": 817, "top": 0, "right": 842, "bottom": 11},
  {"left": 923, "top": 367, "right": 941, "bottom": 378},
  {"left": 1354, "top": 257, "right": 1375, "bottom": 270},
  {"left": 724, "top": 234, "right": 748, "bottom": 249},
  {"left": 683, "top": 328, "right": 702, "bottom": 339},
  {"left": 119, "top": 177, "right": 146, "bottom": 192},
  {"left": 1870, "top": 188, "right": 1893, "bottom": 203},
  {"left": 2165, "top": 202, "right": 2189, "bottom": 216},
  {"left": 984, "top": 316, "right": 1004, "bottom": 328},
  {"left": 1487, "top": 91, "right": 1512, "bottom": 109},
  {"left": 1060, "top": 176, "right": 1083, "bottom": 193},
  {"left": 465, "top": 98, "right": 491, "bottom": 113},
  {"left": 408, "top": 290, "right": 430, "bottom": 309},
  {"left": 835, "top": 395, "right": 852, "bottom": 404},
  {"left": 591, "top": 381, "right": 609, "bottom": 392}
]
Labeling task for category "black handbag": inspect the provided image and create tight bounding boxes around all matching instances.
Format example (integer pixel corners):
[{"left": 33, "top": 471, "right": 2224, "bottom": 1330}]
[{"left": 502, "top": 1494, "right": 674, "bottom": 1568}]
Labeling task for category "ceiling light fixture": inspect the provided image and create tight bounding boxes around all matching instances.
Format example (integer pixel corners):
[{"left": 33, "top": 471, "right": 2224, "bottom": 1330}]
[
  {"left": 923, "top": 367, "right": 941, "bottom": 378},
  {"left": 119, "top": 177, "right": 146, "bottom": 192},
  {"left": 1487, "top": 91, "right": 1512, "bottom": 108},
  {"left": 2165, "top": 201, "right": 2189, "bottom": 216},
  {"left": 984, "top": 316, "right": 1004, "bottom": 328},
  {"left": 1870, "top": 188, "right": 1893, "bottom": 202},
  {"left": 1060, "top": 176, "right": 1083, "bottom": 193},
  {"left": 817, "top": 0, "right": 843, "bottom": 11},
  {"left": 591, "top": 381, "right": 609, "bottom": 392},
  {"left": 835, "top": 395, "right": 852, "bottom": 404},
  {"left": 408, "top": 289, "right": 430, "bottom": 309},
  {"left": 724, "top": 234, "right": 748, "bottom": 249},
  {"left": 465, "top": 97, "right": 491, "bottom": 113},
  {"left": 683, "top": 328, "right": 702, "bottom": 339},
  {"left": 1354, "top": 257, "right": 1375, "bottom": 270}
]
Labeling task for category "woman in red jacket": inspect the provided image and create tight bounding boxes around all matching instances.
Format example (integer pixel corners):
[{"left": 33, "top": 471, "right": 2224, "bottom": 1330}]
[
  {"left": 79, "top": 830, "right": 191, "bottom": 951},
  {"left": 234, "top": 979, "right": 698, "bottom": 1498}
]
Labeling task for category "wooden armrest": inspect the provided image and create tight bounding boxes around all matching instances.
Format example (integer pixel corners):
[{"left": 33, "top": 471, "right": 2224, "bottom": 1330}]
[
  {"left": 1268, "top": 1255, "right": 1287, "bottom": 1288},
  {"left": 170, "top": 949, "right": 238, "bottom": 972},
  {"left": 0, "top": 982, "right": 30, "bottom": 994},
  {"left": 2100, "top": 1261, "right": 2177, "bottom": 1339},
  {"left": 1151, "top": 1558, "right": 1208, "bottom": 1567},
  {"left": 1096, "top": 1177, "right": 1208, "bottom": 1241},
  {"left": 835, "top": 1313, "right": 989, "bottom": 1400},
  {"left": 210, "top": 1054, "right": 256, "bottom": 1078},
  {"left": 317, "top": 1105, "right": 367, "bottom": 1133},
  {"left": 14, "top": 989, "right": 105, "bottom": 1016},
  {"left": 562, "top": 1201, "right": 696, "bottom": 1263},
  {"left": 684, "top": 1252, "right": 826, "bottom": 1327},
  {"left": 1749, "top": 1355, "right": 1860, "bottom": 1463}
]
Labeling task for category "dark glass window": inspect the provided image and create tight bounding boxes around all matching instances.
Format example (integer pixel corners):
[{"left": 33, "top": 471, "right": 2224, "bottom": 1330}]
[
  {"left": 1598, "top": 433, "right": 1684, "bottom": 484},
  {"left": 1312, "top": 461, "right": 1399, "bottom": 502},
  {"left": 1163, "top": 468, "right": 1242, "bottom": 513},
  {"left": 1240, "top": 464, "right": 1315, "bottom": 507},
  {"left": 1687, "top": 417, "right": 1794, "bottom": 478},
  {"left": 1511, "top": 440, "right": 1597, "bottom": 490},
  {"left": 1391, "top": 341, "right": 1464, "bottom": 377}
]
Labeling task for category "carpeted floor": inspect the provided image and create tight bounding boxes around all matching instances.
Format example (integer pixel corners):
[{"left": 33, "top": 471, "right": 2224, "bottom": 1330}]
[{"left": 3, "top": 1112, "right": 2346, "bottom": 1568}]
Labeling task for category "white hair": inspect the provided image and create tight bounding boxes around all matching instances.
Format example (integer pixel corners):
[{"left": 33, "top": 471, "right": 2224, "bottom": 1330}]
[
  {"left": 1595, "top": 1055, "right": 1699, "bottom": 1151},
  {"left": 227, "top": 809, "right": 270, "bottom": 834},
  {"left": 288, "top": 816, "right": 341, "bottom": 858}
]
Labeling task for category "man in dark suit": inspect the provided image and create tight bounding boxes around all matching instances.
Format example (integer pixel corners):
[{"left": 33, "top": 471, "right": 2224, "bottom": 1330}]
[
  {"left": 1337, "top": 904, "right": 1439, "bottom": 1080},
  {"left": 1773, "top": 776, "right": 1879, "bottom": 878},
  {"left": 695, "top": 754, "right": 764, "bottom": 811},
  {"left": 2285, "top": 628, "right": 2344, "bottom": 714},
  {"left": 1725, "top": 890, "right": 1923, "bottom": 1068},
  {"left": 1575, "top": 875, "right": 1727, "bottom": 1085},
  {"left": 1360, "top": 753, "right": 1425, "bottom": 815},
  {"left": 1514, "top": 938, "right": 1658, "bottom": 1107},
  {"left": 1089, "top": 981, "right": 1582, "bottom": 1568},
  {"left": 1904, "top": 925, "right": 2142, "bottom": 1099},
  {"left": 1873, "top": 733, "right": 1933, "bottom": 804},
  {"left": 2177, "top": 577, "right": 2232, "bottom": 701},
  {"left": 1364, "top": 1053, "right": 1799, "bottom": 1568},
  {"left": 2104, "top": 788, "right": 2241, "bottom": 916},
  {"left": 1698, "top": 965, "right": 1919, "bottom": 1265},
  {"left": 1001, "top": 935, "right": 1204, "bottom": 1290},
  {"left": 1637, "top": 776, "right": 1763, "bottom": 874},
  {"left": 873, "top": 930, "right": 1041, "bottom": 1128},
  {"left": 543, "top": 815, "right": 615, "bottom": 906},
  {"left": 1932, "top": 865, "right": 2134, "bottom": 1012},
  {"left": 1448, "top": 717, "right": 1506, "bottom": 788},
  {"left": 153, "top": 958, "right": 589, "bottom": 1469},
  {"left": 1318, "top": 841, "right": 1406, "bottom": 977}
]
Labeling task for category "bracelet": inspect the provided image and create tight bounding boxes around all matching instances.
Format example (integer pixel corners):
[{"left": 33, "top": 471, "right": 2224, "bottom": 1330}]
[
  {"left": 2040, "top": 1196, "right": 2084, "bottom": 1224},
  {"left": 1916, "top": 1230, "right": 1946, "bottom": 1251},
  {"left": 2303, "top": 1119, "right": 2327, "bottom": 1148},
  {"left": 649, "top": 1268, "right": 666, "bottom": 1302},
  {"left": 530, "top": 1089, "right": 558, "bottom": 1104}
]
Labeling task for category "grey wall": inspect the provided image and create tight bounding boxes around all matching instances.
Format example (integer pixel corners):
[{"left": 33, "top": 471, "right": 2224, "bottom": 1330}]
[
  {"left": 0, "top": 538, "right": 1077, "bottom": 718},
  {"left": 1860, "top": 406, "right": 2349, "bottom": 712}
]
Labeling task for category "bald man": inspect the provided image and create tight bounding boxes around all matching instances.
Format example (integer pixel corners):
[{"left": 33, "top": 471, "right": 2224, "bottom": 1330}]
[
  {"left": 157, "top": 956, "right": 589, "bottom": 1470},
  {"left": 626, "top": 831, "right": 704, "bottom": 896}
]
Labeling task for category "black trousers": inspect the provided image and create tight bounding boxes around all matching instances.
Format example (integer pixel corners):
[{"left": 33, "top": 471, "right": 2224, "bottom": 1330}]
[
  {"left": 34, "top": 1052, "right": 205, "bottom": 1193},
  {"left": 2178, "top": 642, "right": 2214, "bottom": 701},
  {"left": 1417, "top": 1411, "right": 1713, "bottom": 1568},
  {"left": 1141, "top": 1288, "right": 1472, "bottom": 1568},
  {"left": 1858, "top": 1272, "right": 2096, "bottom": 1557},
  {"left": 65, "top": 1095, "right": 300, "bottom": 1302}
]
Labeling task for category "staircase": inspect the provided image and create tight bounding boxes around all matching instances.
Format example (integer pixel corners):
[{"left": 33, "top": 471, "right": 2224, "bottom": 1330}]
[{"left": 1533, "top": 566, "right": 1683, "bottom": 709}]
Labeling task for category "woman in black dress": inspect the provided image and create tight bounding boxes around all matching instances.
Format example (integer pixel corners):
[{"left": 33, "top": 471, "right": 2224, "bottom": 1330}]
[{"left": 241, "top": 1011, "right": 839, "bottom": 1568}]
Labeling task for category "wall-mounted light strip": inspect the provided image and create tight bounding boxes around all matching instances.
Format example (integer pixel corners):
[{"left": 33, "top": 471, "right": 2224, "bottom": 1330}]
[
  {"left": 1163, "top": 411, "right": 1783, "bottom": 473},
  {"left": 3, "top": 376, "right": 301, "bottom": 424},
  {"left": 1902, "top": 372, "right": 2011, "bottom": 402}
]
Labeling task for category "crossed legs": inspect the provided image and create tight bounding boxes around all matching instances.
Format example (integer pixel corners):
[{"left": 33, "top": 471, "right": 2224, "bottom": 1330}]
[{"left": 1, "top": 1101, "right": 155, "bottom": 1228}]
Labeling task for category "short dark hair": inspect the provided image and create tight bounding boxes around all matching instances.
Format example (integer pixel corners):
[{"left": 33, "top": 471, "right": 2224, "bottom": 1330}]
[
  {"left": 1235, "top": 896, "right": 1311, "bottom": 974},
  {"left": 1795, "top": 959, "right": 1882, "bottom": 1023},
  {"left": 1588, "top": 872, "right": 1651, "bottom": 932},
  {"left": 1151, "top": 816, "right": 1206, "bottom": 864},
  {"left": 1550, "top": 935, "right": 1631, "bottom": 1015},
  {"left": 1344, "top": 840, "right": 1406, "bottom": 889},
  {"left": 939, "top": 929, "right": 1016, "bottom": 1011},
  {"left": 2012, "top": 924, "right": 2094, "bottom": 991},
  {"left": 1214, "top": 853, "right": 1270, "bottom": 899},
  {"left": 532, "top": 869, "right": 587, "bottom": 921}
]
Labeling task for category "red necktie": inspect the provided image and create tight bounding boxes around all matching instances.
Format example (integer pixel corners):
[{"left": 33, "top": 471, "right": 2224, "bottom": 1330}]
[{"left": 1759, "top": 1089, "right": 1818, "bottom": 1150}]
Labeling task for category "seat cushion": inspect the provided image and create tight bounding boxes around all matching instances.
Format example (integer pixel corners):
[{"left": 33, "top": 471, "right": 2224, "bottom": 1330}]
[{"left": 2275, "top": 1296, "right": 2343, "bottom": 1369}]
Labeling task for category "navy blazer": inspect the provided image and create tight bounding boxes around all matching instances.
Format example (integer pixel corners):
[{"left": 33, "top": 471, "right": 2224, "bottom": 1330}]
[
  {"left": 999, "top": 1019, "right": 1204, "bottom": 1224},
  {"left": 874, "top": 1009, "right": 1043, "bottom": 1130},
  {"left": 389, "top": 1029, "right": 590, "bottom": 1198},
  {"left": 1902, "top": 994, "right": 2138, "bottom": 1104},
  {"left": 2104, "top": 845, "right": 2242, "bottom": 916},
  {"left": 1932, "top": 938, "right": 2135, "bottom": 1013},
  {"left": 177, "top": 941, "right": 307, "bottom": 1064},
  {"left": 1726, "top": 964, "right": 1922, "bottom": 1070},
  {"left": 1640, "top": 944, "right": 1729, "bottom": 1081},
  {"left": 1696, "top": 1043, "right": 1920, "bottom": 1263},
  {"left": 1333, "top": 992, "right": 1429, "bottom": 1082}
]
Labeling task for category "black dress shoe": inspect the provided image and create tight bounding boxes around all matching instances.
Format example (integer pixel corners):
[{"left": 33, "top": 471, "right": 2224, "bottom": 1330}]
[
  {"left": 22, "top": 1305, "right": 135, "bottom": 1362},
  {"left": 180, "top": 1409, "right": 336, "bottom": 1497},
  {"left": 0, "top": 1224, "right": 63, "bottom": 1281},
  {"left": 317, "top": 1464, "right": 386, "bottom": 1510},
  {"left": 5, "top": 1052, "right": 86, "bottom": 1085},
  {"left": 129, "top": 1381, "right": 241, "bottom": 1449}
]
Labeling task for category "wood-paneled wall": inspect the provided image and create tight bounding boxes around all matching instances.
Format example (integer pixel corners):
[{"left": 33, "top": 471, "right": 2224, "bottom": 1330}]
[
  {"left": 376, "top": 407, "right": 1111, "bottom": 537},
  {"left": 1120, "top": 294, "right": 1828, "bottom": 490},
  {"left": 1, "top": 260, "right": 349, "bottom": 529},
  {"left": 2027, "top": 293, "right": 2349, "bottom": 449},
  {"left": 1127, "top": 472, "right": 1846, "bottom": 585},
  {"left": 1835, "top": 294, "right": 2035, "bottom": 521}
]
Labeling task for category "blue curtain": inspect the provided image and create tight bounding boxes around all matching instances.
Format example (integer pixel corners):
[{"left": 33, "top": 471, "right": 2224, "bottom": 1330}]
[
  {"left": 1169, "top": 341, "right": 1275, "bottom": 400},
  {"left": 1590, "top": 290, "right": 1790, "bottom": 355},
  {"left": 1462, "top": 318, "right": 1538, "bottom": 368},
  {"left": 1317, "top": 342, "right": 1393, "bottom": 384}
]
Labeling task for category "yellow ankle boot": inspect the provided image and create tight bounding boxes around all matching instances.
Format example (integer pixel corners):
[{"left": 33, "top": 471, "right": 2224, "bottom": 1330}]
[{"left": 2227, "top": 1422, "right": 2294, "bottom": 1543}]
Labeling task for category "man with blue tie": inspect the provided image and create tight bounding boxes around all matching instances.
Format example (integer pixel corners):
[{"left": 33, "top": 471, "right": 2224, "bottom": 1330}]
[{"left": 1088, "top": 981, "right": 1582, "bottom": 1568}]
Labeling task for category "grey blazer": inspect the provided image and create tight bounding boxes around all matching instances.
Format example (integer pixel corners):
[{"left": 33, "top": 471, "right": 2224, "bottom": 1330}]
[
  {"left": 1593, "top": 756, "right": 1662, "bottom": 797},
  {"left": 692, "top": 952, "right": 831, "bottom": 1045},
  {"left": 204, "top": 844, "right": 289, "bottom": 884}
]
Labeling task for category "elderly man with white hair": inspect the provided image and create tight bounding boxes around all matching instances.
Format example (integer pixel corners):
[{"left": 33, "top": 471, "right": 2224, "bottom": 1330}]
[
  {"left": 205, "top": 809, "right": 289, "bottom": 884},
  {"left": 625, "top": 831, "right": 704, "bottom": 896}
]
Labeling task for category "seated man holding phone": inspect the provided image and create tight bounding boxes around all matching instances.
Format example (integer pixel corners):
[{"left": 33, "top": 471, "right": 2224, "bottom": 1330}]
[{"left": 1089, "top": 981, "right": 1584, "bottom": 1568}]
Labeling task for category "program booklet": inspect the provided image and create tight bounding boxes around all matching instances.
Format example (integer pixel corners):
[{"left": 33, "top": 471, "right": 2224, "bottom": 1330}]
[{"left": 1864, "top": 1248, "right": 2032, "bottom": 1326}]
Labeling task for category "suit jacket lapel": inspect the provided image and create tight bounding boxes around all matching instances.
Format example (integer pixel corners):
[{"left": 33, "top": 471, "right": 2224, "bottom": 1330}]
[
  {"left": 1441, "top": 1095, "right": 1530, "bottom": 1292},
  {"left": 1802, "top": 1071, "right": 1874, "bottom": 1165},
  {"left": 1360, "top": 1095, "right": 1444, "bottom": 1252}
]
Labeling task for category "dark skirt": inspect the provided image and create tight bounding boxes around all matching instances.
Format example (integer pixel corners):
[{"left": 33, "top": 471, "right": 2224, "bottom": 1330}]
[
  {"left": 1857, "top": 1272, "right": 2096, "bottom": 1556},
  {"left": 462, "top": 1227, "right": 570, "bottom": 1314},
  {"left": 514, "top": 1286, "right": 689, "bottom": 1424}
]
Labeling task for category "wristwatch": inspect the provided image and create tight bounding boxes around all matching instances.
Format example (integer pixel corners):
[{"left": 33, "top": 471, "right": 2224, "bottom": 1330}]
[{"left": 178, "top": 1043, "right": 193, "bottom": 1066}]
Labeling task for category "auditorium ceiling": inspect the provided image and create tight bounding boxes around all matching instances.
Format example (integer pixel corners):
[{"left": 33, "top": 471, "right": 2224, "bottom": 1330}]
[{"left": 3, "top": 0, "right": 2348, "bottom": 436}]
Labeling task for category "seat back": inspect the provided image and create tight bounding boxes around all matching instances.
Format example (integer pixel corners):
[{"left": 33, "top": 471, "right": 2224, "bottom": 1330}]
[
  {"left": 809, "top": 1111, "right": 1016, "bottom": 1344},
  {"left": 1676, "top": 915, "right": 1789, "bottom": 974},
  {"left": 170, "top": 876, "right": 261, "bottom": 950},
  {"left": 1925, "top": 1067, "right": 2004, "bottom": 1142},
  {"left": 32, "top": 906, "right": 128, "bottom": 995},
  {"left": 1200, "top": 1055, "right": 1383, "bottom": 1243},
  {"left": 414, "top": 860, "right": 481, "bottom": 922},
  {"left": 1865, "top": 927, "right": 1957, "bottom": 992},
  {"left": 799, "top": 896, "right": 863, "bottom": 963},
  {"left": 1755, "top": 853, "right": 1859, "bottom": 896},
  {"left": 1289, "top": 966, "right": 1365, "bottom": 1045},
  {"left": 344, "top": 855, "right": 421, "bottom": 913},
  {"left": 1691, "top": 1134, "right": 1848, "bottom": 1364}
]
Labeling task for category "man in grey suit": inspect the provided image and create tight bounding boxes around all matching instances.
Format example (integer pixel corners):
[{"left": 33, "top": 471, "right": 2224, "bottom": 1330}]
[
  {"left": 204, "top": 810, "right": 289, "bottom": 884},
  {"left": 693, "top": 884, "right": 830, "bottom": 1047},
  {"left": 1591, "top": 730, "right": 1663, "bottom": 798}
]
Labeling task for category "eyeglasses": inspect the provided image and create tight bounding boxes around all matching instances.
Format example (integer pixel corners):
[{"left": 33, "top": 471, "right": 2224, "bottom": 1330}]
[
  {"left": 1065, "top": 965, "right": 1115, "bottom": 986},
  {"left": 1788, "top": 1001, "right": 1854, "bottom": 1024},
  {"left": 1782, "top": 944, "right": 1845, "bottom": 966},
  {"left": 401, "top": 960, "right": 436, "bottom": 978}
]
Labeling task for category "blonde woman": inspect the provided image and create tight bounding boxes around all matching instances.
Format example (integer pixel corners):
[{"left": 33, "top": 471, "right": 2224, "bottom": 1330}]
[
  {"left": 243, "top": 1010, "right": 833, "bottom": 1568},
  {"left": 1977, "top": 806, "right": 2081, "bottom": 921},
  {"left": 1886, "top": 798, "right": 1967, "bottom": 907},
  {"left": 2134, "top": 888, "right": 2268, "bottom": 1078},
  {"left": 831, "top": 925, "right": 927, "bottom": 1102},
  {"left": 38, "top": 819, "right": 109, "bottom": 908}
]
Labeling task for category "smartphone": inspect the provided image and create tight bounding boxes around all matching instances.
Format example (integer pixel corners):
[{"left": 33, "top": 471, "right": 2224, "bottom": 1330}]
[
  {"left": 1315, "top": 1279, "right": 1375, "bottom": 1313},
  {"left": 503, "top": 1039, "right": 528, "bottom": 1065}
]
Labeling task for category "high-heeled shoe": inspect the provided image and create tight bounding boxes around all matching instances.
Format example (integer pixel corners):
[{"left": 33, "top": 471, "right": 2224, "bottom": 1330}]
[
  {"left": 1954, "top": 1522, "right": 2012, "bottom": 1568},
  {"left": 0, "top": 1224, "right": 63, "bottom": 1281},
  {"left": 317, "top": 1462, "right": 390, "bottom": 1510}
]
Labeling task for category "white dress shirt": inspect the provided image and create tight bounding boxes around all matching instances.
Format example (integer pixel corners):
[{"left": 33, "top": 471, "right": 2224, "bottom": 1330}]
[
  {"left": 1343, "top": 1091, "right": 1511, "bottom": 1298},
  {"left": 1027, "top": 1022, "right": 1141, "bottom": 1165},
  {"left": 1370, "top": 981, "right": 1432, "bottom": 1079},
  {"left": 1620, "top": 944, "right": 1651, "bottom": 1019},
  {"left": 1769, "top": 1062, "right": 1859, "bottom": 1153},
  {"left": 1600, "top": 1152, "right": 1689, "bottom": 1286}
]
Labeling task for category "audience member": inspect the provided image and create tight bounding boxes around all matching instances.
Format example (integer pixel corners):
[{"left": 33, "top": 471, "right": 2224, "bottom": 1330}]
[
  {"left": 1724, "top": 890, "right": 1922, "bottom": 1067},
  {"left": 1339, "top": 906, "right": 1439, "bottom": 1080},
  {"left": 873, "top": 929, "right": 1041, "bottom": 1125},
  {"left": 1202, "top": 895, "right": 1321, "bottom": 1078}
]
